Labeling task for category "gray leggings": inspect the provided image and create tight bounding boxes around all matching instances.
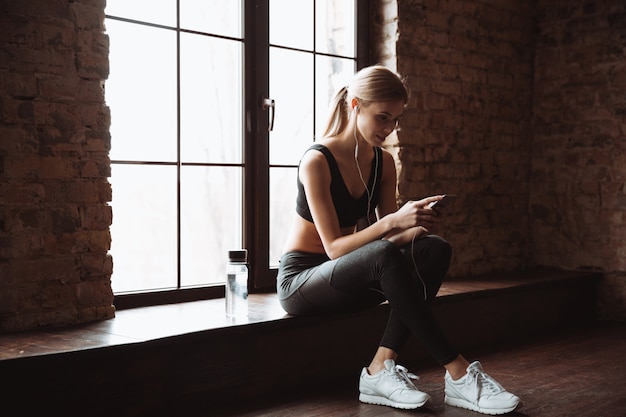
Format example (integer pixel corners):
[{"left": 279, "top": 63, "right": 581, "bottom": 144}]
[{"left": 276, "top": 236, "right": 458, "bottom": 366}]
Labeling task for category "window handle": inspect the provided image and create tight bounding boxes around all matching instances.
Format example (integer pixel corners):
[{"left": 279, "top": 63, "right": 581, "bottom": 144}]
[{"left": 261, "top": 96, "right": 275, "bottom": 132}]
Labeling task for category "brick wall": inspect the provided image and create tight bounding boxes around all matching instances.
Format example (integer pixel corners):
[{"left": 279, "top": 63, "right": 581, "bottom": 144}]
[
  {"left": 531, "top": 0, "right": 626, "bottom": 319},
  {"left": 391, "top": 0, "right": 536, "bottom": 276},
  {"left": 370, "top": 0, "right": 399, "bottom": 69},
  {"left": 0, "top": 0, "right": 114, "bottom": 332}
]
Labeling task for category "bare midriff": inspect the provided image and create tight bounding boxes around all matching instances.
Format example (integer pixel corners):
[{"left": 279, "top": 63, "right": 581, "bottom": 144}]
[{"left": 281, "top": 214, "right": 353, "bottom": 255}]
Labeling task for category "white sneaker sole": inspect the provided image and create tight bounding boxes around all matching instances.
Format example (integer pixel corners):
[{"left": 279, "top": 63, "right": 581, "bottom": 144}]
[
  {"left": 359, "top": 393, "right": 430, "bottom": 409},
  {"left": 444, "top": 395, "right": 519, "bottom": 415}
]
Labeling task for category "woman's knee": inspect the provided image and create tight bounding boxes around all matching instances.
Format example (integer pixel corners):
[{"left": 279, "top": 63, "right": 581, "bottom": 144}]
[
  {"left": 372, "top": 239, "right": 406, "bottom": 263},
  {"left": 367, "top": 240, "right": 413, "bottom": 279},
  {"left": 407, "top": 235, "right": 452, "bottom": 280},
  {"left": 425, "top": 235, "right": 452, "bottom": 263}
]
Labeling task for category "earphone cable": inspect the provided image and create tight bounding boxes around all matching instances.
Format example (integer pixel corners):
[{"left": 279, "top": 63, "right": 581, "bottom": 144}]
[
  {"left": 411, "top": 227, "right": 428, "bottom": 301},
  {"left": 353, "top": 113, "right": 377, "bottom": 226}
]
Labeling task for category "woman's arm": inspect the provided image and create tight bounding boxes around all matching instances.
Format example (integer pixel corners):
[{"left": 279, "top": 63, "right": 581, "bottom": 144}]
[
  {"left": 375, "top": 150, "right": 443, "bottom": 246},
  {"left": 301, "top": 149, "right": 441, "bottom": 259}
]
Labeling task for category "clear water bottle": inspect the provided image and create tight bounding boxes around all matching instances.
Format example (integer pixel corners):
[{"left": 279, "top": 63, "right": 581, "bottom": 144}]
[{"left": 226, "top": 249, "right": 248, "bottom": 318}]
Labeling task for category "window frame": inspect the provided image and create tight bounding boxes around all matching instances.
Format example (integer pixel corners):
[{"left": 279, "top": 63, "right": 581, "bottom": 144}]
[{"left": 110, "top": 0, "right": 370, "bottom": 310}]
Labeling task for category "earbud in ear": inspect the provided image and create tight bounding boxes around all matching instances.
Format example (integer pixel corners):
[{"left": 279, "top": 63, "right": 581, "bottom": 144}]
[{"left": 355, "top": 105, "right": 359, "bottom": 113}]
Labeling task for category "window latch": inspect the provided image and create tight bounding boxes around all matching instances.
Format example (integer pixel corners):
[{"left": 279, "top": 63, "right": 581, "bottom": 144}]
[{"left": 261, "top": 96, "right": 275, "bottom": 132}]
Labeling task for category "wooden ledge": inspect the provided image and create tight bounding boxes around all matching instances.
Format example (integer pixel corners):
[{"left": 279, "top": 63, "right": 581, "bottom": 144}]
[{"left": 0, "top": 267, "right": 600, "bottom": 362}]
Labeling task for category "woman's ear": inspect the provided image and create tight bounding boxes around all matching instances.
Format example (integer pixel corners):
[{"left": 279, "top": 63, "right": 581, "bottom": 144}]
[{"left": 351, "top": 98, "right": 359, "bottom": 112}]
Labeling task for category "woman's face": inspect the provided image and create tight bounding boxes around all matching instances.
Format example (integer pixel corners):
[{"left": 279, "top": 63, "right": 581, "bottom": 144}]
[{"left": 355, "top": 100, "right": 405, "bottom": 146}]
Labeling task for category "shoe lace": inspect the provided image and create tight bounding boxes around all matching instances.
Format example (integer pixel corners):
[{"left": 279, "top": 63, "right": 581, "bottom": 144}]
[
  {"left": 468, "top": 365, "right": 505, "bottom": 400},
  {"left": 392, "top": 364, "right": 420, "bottom": 390}
]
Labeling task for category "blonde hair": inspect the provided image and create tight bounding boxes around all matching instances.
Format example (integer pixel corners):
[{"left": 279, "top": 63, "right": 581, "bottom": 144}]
[{"left": 321, "top": 65, "right": 409, "bottom": 138}]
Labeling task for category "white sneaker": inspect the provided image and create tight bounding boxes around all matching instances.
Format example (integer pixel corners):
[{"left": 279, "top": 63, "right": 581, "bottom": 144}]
[
  {"left": 359, "top": 359, "right": 430, "bottom": 409},
  {"left": 444, "top": 361, "right": 520, "bottom": 415}
]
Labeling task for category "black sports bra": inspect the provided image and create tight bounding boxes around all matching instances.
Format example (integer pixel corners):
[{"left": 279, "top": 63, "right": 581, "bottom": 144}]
[{"left": 295, "top": 143, "right": 383, "bottom": 228}]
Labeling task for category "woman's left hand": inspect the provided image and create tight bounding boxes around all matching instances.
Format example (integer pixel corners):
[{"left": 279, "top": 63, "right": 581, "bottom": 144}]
[{"left": 416, "top": 198, "right": 441, "bottom": 234}]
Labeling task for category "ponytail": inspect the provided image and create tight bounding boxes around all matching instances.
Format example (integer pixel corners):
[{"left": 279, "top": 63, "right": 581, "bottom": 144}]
[{"left": 321, "top": 86, "right": 349, "bottom": 138}]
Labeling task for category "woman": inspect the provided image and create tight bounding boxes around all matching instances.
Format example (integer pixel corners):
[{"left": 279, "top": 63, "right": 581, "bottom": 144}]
[{"left": 276, "top": 65, "right": 520, "bottom": 415}]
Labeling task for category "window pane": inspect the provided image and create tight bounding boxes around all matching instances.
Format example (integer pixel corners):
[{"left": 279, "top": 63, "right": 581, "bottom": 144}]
[
  {"left": 106, "top": 0, "right": 176, "bottom": 27},
  {"left": 180, "top": 33, "right": 243, "bottom": 164},
  {"left": 316, "top": 0, "right": 356, "bottom": 56},
  {"left": 315, "top": 55, "right": 355, "bottom": 137},
  {"left": 107, "top": 19, "right": 177, "bottom": 162},
  {"left": 269, "top": 167, "right": 297, "bottom": 267},
  {"left": 181, "top": 166, "right": 242, "bottom": 287},
  {"left": 110, "top": 165, "right": 178, "bottom": 293},
  {"left": 269, "top": 47, "right": 313, "bottom": 165},
  {"left": 270, "top": 0, "right": 313, "bottom": 50},
  {"left": 180, "top": 0, "right": 242, "bottom": 38}
]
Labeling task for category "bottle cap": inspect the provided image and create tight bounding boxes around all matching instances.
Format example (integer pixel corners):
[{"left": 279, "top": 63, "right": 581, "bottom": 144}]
[{"left": 228, "top": 249, "right": 248, "bottom": 263}]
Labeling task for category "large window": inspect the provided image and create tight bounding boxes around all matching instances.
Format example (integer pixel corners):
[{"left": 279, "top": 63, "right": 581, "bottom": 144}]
[{"left": 105, "top": 0, "right": 367, "bottom": 307}]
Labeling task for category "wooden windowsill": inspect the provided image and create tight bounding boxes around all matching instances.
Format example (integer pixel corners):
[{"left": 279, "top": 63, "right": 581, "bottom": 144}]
[{"left": 0, "top": 267, "right": 599, "bottom": 361}]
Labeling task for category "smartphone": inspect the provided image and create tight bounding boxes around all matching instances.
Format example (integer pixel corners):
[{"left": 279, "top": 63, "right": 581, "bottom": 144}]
[{"left": 427, "top": 194, "right": 457, "bottom": 209}]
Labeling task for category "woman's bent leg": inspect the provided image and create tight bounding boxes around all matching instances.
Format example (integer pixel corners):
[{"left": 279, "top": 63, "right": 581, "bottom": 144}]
[
  {"left": 327, "top": 240, "right": 458, "bottom": 366},
  {"left": 380, "top": 235, "right": 453, "bottom": 354},
  {"left": 278, "top": 239, "right": 457, "bottom": 365}
]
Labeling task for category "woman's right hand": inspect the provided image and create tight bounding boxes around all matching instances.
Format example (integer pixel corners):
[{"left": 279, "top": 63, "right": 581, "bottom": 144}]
[{"left": 393, "top": 196, "right": 442, "bottom": 233}]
